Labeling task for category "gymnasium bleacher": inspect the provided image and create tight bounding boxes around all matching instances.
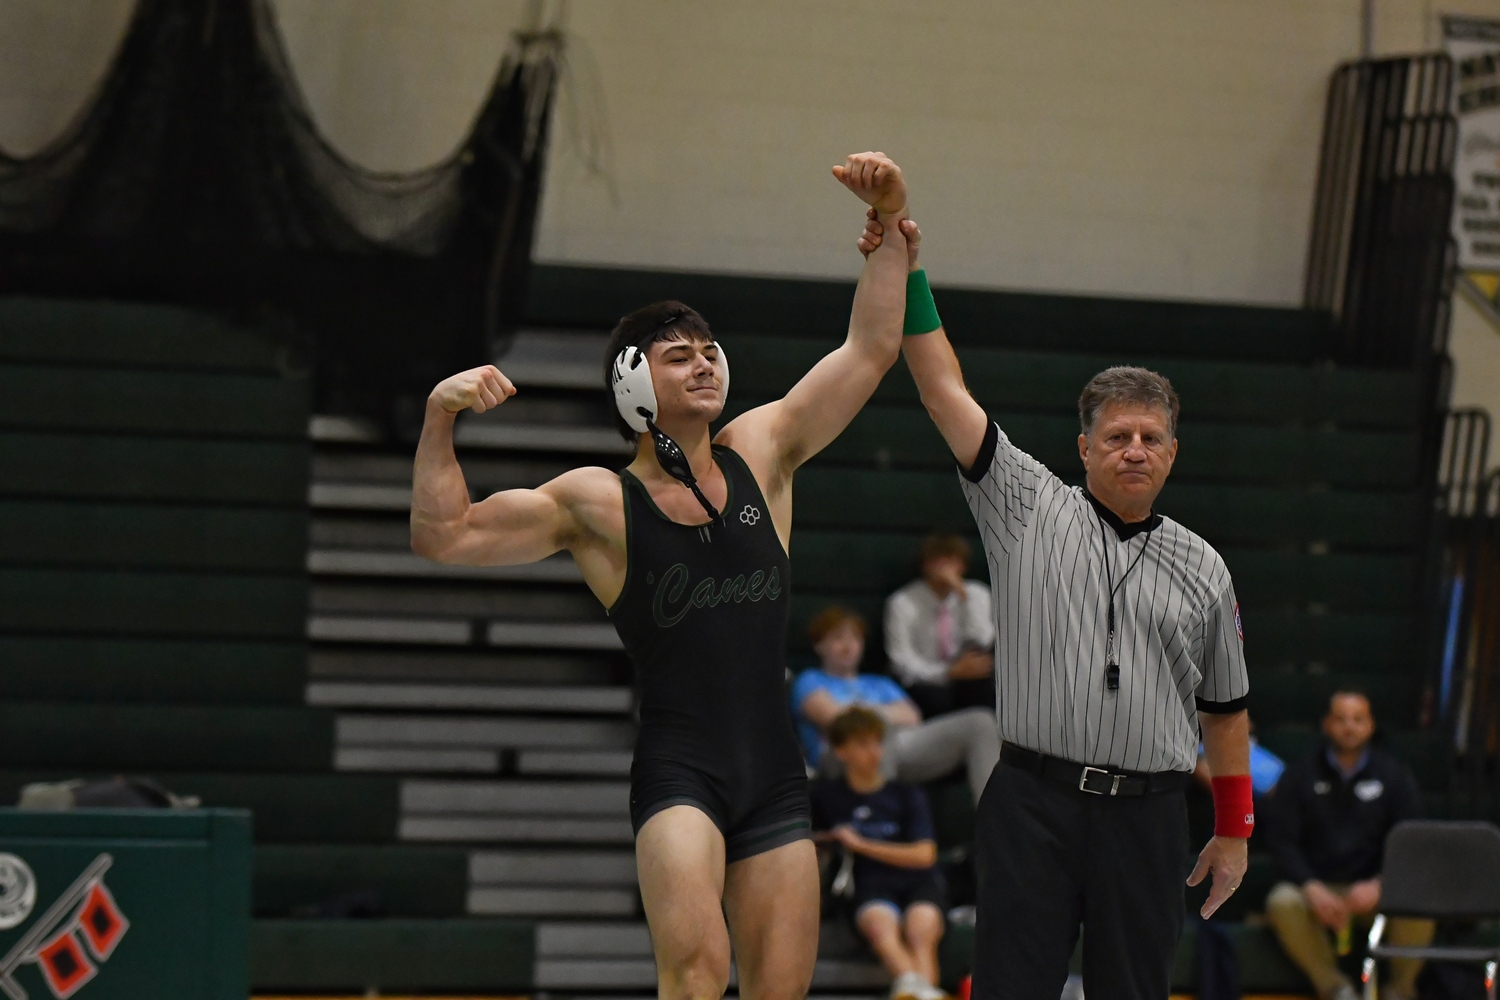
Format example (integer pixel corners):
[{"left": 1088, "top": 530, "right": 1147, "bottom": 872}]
[{"left": 0, "top": 257, "right": 1449, "bottom": 994}]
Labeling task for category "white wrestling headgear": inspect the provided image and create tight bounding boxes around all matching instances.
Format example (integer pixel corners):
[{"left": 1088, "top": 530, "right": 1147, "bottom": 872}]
[
  {"left": 609, "top": 338, "right": 730, "bottom": 529},
  {"left": 609, "top": 340, "right": 728, "bottom": 434}
]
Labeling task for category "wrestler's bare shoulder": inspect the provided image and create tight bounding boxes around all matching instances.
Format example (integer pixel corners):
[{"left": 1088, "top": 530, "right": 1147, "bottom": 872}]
[{"left": 543, "top": 465, "right": 626, "bottom": 545}]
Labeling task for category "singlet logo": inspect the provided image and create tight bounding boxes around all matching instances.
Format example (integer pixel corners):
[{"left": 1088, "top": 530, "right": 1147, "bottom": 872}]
[
  {"left": 650, "top": 561, "right": 782, "bottom": 628},
  {"left": 739, "top": 505, "right": 761, "bottom": 526}
]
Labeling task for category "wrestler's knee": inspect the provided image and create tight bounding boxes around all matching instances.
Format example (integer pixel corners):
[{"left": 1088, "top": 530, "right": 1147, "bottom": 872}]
[{"left": 657, "top": 941, "right": 731, "bottom": 1000}]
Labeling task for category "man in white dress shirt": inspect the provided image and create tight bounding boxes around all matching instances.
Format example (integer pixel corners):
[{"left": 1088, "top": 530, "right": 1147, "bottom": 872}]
[{"left": 884, "top": 534, "right": 996, "bottom": 718}]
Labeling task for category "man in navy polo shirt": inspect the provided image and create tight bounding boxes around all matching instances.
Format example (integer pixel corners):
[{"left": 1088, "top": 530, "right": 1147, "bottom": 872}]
[{"left": 1262, "top": 690, "right": 1434, "bottom": 1000}]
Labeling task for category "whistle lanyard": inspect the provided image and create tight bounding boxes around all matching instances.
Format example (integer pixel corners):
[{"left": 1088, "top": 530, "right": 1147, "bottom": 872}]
[{"left": 1097, "top": 515, "right": 1153, "bottom": 690}]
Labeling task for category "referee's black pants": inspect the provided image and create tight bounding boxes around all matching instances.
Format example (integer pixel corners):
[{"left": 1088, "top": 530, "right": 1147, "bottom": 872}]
[{"left": 971, "top": 759, "right": 1188, "bottom": 1000}]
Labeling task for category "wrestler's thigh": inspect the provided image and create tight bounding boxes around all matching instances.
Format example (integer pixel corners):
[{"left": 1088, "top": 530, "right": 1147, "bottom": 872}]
[
  {"left": 637, "top": 805, "right": 732, "bottom": 994},
  {"left": 723, "top": 838, "right": 820, "bottom": 1000}
]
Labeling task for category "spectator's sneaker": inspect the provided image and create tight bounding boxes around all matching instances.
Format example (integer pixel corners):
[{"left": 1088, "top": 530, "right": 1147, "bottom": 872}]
[
  {"left": 890, "top": 971, "right": 930, "bottom": 1000},
  {"left": 1328, "top": 984, "right": 1360, "bottom": 1000}
]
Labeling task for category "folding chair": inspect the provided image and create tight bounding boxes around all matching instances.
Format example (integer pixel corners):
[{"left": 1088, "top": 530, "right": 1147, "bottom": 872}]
[{"left": 1362, "top": 820, "right": 1500, "bottom": 1000}]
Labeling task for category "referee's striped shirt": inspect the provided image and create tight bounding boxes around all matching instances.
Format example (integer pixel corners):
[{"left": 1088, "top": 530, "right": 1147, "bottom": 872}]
[{"left": 961, "top": 421, "right": 1249, "bottom": 774}]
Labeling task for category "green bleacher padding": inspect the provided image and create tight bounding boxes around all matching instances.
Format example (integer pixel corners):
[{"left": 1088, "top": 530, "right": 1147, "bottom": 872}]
[
  {"left": 790, "top": 531, "right": 933, "bottom": 593},
  {"left": 1245, "top": 610, "right": 1414, "bottom": 672},
  {"left": 0, "top": 431, "right": 308, "bottom": 505},
  {"left": 725, "top": 339, "right": 1418, "bottom": 428},
  {"left": 1157, "top": 484, "right": 1419, "bottom": 548},
  {"left": 1388, "top": 729, "right": 1450, "bottom": 789},
  {"left": 250, "top": 919, "right": 535, "bottom": 993},
  {"left": 793, "top": 467, "right": 1419, "bottom": 547},
  {"left": 0, "top": 636, "right": 305, "bottom": 704},
  {"left": 0, "top": 500, "right": 307, "bottom": 573},
  {"left": 0, "top": 297, "right": 289, "bottom": 372},
  {"left": 0, "top": 567, "right": 306, "bottom": 638},
  {"left": 254, "top": 845, "right": 468, "bottom": 917},
  {"left": 525, "top": 264, "right": 1333, "bottom": 363},
  {"left": 1223, "top": 550, "right": 1415, "bottom": 612},
  {"left": 118, "top": 773, "right": 397, "bottom": 843},
  {"left": 791, "top": 532, "right": 1415, "bottom": 613},
  {"left": 802, "top": 405, "right": 1418, "bottom": 488},
  {"left": 0, "top": 771, "right": 397, "bottom": 843},
  {"left": 0, "top": 704, "right": 334, "bottom": 771},
  {"left": 0, "top": 364, "right": 307, "bottom": 438},
  {"left": 1245, "top": 671, "right": 1412, "bottom": 728},
  {"left": 1239, "top": 724, "right": 1321, "bottom": 769}
]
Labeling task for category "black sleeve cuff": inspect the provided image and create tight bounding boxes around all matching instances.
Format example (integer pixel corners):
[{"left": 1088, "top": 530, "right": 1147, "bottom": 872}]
[
  {"left": 959, "top": 420, "right": 998, "bottom": 483},
  {"left": 1197, "top": 694, "right": 1249, "bottom": 715}
]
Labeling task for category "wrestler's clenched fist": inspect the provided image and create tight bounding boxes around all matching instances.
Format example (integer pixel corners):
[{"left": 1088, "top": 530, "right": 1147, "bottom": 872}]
[
  {"left": 430, "top": 365, "right": 515, "bottom": 414},
  {"left": 832, "top": 151, "right": 907, "bottom": 216}
]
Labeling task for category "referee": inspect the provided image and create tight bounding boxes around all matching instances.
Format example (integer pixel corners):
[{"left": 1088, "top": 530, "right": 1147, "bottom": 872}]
[{"left": 857, "top": 215, "right": 1252, "bottom": 999}]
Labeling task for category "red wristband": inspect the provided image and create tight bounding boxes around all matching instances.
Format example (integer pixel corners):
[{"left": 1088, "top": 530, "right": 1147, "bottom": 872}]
[{"left": 1212, "top": 775, "right": 1255, "bottom": 838}]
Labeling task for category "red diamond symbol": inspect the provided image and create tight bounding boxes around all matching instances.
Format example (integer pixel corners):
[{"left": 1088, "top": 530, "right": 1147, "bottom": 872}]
[
  {"left": 35, "top": 931, "right": 96, "bottom": 999},
  {"left": 76, "top": 883, "right": 128, "bottom": 961}
]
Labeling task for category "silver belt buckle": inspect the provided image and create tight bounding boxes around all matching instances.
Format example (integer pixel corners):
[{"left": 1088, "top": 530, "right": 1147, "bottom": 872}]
[{"left": 1078, "top": 766, "right": 1123, "bottom": 796}]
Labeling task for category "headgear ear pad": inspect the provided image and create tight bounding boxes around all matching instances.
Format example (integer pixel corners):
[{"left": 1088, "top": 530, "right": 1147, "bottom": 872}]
[
  {"left": 610, "top": 345, "right": 657, "bottom": 434},
  {"left": 610, "top": 341, "right": 729, "bottom": 434}
]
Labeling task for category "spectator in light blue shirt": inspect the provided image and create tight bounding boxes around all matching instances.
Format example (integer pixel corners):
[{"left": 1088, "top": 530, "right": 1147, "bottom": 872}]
[{"left": 792, "top": 606, "right": 998, "bottom": 803}]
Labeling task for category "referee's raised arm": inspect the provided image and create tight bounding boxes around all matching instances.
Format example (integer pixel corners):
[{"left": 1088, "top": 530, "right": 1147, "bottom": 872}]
[{"left": 858, "top": 213, "right": 987, "bottom": 468}]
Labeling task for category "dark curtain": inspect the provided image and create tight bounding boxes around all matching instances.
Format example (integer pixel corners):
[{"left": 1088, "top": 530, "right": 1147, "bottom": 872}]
[{"left": 0, "top": 0, "right": 561, "bottom": 428}]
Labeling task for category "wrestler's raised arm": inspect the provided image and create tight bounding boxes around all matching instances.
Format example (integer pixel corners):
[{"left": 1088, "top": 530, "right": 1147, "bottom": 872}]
[
  {"left": 410, "top": 367, "right": 623, "bottom": 590},
  {"left": 858, "top": 213, "right": 989, "bottom": 470},
  {"left": 715, "top": 152, "right": 909, "bottom": 480}
]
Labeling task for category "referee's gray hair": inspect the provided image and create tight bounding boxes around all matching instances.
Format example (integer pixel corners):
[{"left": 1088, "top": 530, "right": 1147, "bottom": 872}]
[{"left": 1078, "top": 366, "right": 1180, "bottom": 439}]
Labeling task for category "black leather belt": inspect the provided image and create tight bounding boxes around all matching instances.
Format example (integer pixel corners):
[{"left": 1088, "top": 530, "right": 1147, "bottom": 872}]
[{"left": 1001, "top": 743, "right": 1189, "bottom": 797}]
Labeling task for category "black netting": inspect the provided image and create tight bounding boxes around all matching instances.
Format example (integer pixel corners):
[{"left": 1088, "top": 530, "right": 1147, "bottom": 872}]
[{"left": 0, "top": 0, "right": 561, "bottom": 426}]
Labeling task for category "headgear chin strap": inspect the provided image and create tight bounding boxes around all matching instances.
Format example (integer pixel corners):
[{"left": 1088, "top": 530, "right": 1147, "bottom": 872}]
[{"left": 609, "top": 341, "right": 729, "bottom": 525}]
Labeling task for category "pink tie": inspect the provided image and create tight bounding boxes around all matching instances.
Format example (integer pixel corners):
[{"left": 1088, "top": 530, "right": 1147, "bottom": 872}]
[{"left": 936, "top": 600, "right": 957, "bottom": 662}]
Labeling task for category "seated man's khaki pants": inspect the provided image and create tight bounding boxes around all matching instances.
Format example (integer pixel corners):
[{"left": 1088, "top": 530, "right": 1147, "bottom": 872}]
[{"left": 1266, "top": 881, "right": 1435, "bottom": 998}]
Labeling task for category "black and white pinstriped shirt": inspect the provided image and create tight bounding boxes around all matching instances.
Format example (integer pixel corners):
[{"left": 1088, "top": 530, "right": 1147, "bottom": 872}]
[{"left": 960, "top": 421, "right": 1250, "bottom": 774}]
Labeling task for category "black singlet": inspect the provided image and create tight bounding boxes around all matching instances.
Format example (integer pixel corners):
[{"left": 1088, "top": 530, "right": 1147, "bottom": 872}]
[{"left": 609, "top": 445, "right": 807, "bottom": 841}]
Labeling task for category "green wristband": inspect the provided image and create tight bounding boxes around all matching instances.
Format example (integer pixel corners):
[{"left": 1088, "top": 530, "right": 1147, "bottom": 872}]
[{"left": 904, "top": 268, "right": 941, "bottom": 336}]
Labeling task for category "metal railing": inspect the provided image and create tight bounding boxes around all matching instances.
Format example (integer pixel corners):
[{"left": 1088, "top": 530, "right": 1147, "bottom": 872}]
[{"left": 1429, "top": 409, "right": 1500, "bottom": 817}]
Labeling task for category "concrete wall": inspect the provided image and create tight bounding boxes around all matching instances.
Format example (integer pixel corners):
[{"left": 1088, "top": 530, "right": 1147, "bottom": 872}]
[{"left": 4, "top": 0, "right": 1500, "bottom": 308}]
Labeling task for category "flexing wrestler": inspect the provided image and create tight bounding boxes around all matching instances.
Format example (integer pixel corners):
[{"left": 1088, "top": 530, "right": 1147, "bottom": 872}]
[{"left": 411, "top": 153, "right": 910, "bottom": 999}]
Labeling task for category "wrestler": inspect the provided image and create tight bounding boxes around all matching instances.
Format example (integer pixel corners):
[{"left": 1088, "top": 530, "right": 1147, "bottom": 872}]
[{"left": 411, "top": 152, "right": 911, "bottom": 999}]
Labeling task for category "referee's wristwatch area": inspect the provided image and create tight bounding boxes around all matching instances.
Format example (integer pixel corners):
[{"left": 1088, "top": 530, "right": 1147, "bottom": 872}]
[{"left": 0, "top": 269, "right": 1449, "bottom": 995}]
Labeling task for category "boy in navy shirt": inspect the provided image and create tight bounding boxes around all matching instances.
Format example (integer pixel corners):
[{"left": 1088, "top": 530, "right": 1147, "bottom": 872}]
[{"left": 812, "top": 706, "right": 948, "bottom": 1000}]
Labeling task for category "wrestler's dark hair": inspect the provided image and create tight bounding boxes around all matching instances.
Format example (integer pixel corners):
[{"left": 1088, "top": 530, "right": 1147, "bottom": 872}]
[
  {"left": 603, "top": 300, "right": 714, "bottom": 441},
  {"left": 828, "top": 705, "right": 886, "bottom": 747}
]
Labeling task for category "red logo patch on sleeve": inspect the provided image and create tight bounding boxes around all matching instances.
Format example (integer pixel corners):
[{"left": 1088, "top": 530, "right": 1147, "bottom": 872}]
[{"left": 1234, "top": 602, "right": 1243, "bottom": 642}]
